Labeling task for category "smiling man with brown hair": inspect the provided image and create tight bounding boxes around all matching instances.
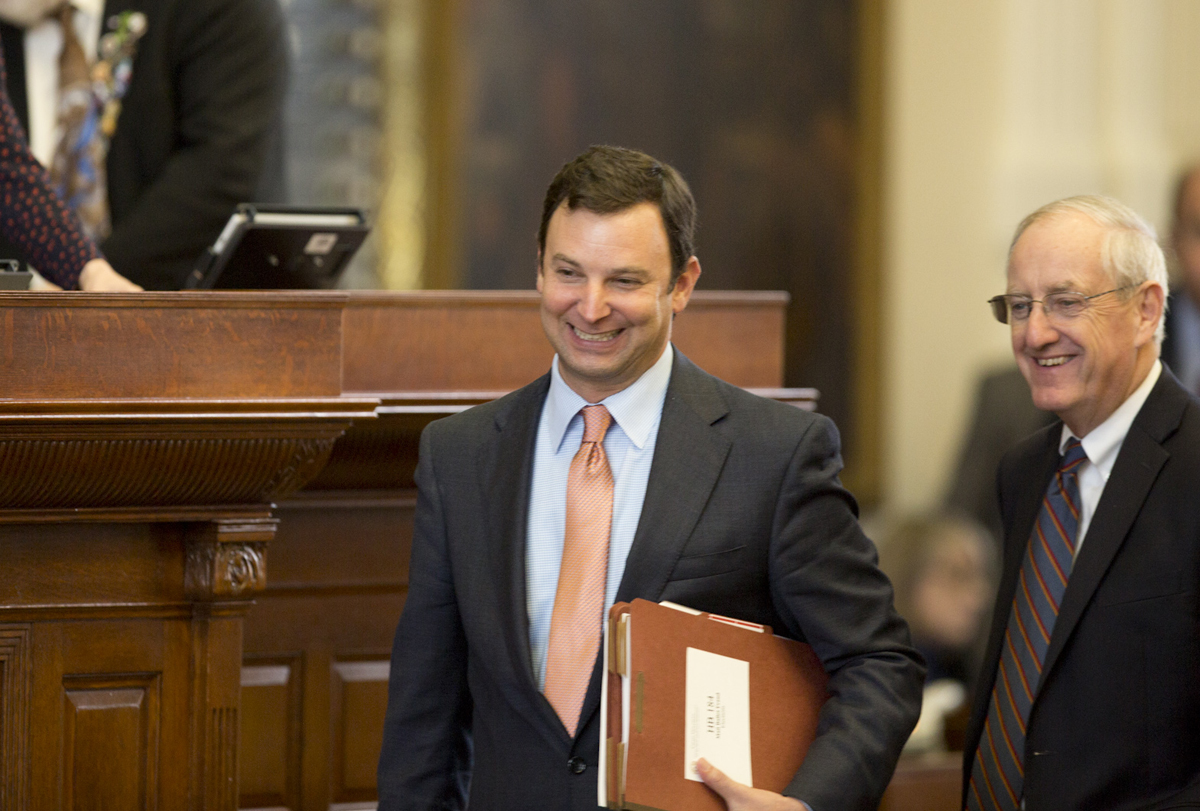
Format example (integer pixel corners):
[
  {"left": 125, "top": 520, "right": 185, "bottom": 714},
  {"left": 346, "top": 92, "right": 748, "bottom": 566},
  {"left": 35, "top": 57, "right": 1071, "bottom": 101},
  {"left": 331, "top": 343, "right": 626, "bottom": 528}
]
[{"left": 377, "top": 145, "right": 923, "bottom": 811}]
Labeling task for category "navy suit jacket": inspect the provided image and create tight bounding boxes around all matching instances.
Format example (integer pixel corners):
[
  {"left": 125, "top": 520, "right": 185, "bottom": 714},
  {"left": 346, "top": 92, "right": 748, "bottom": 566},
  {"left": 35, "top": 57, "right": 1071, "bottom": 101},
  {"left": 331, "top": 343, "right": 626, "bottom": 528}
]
[
  {"left": 963, "top": 367, "right": 1200, "bottom": 810},
  {"left": 378, "top": 350, "right": 924, "bottom": 811}
]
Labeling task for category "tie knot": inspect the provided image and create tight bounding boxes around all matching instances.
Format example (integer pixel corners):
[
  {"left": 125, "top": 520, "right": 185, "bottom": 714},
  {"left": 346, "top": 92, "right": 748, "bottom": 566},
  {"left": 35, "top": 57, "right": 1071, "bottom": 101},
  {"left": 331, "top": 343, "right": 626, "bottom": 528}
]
[
  {"left": 1060, "top": 437, "right": 1087, "bottom": 472},
  {"left": 580, "top": 405, "right": 612, "bottom": 444}
]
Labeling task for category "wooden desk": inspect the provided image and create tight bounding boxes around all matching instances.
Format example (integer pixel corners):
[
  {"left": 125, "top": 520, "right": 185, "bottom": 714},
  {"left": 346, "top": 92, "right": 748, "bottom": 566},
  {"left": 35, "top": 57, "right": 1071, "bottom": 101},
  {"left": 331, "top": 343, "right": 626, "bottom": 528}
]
[
  {"left": 880, "top": 752, "right": 964, "bottom": 811},
  {"left": 0, "top": 292, "right": 374, "bottom": 811},
  {"left": 241, "top": 291, "right": 811, "bottom": 810}
]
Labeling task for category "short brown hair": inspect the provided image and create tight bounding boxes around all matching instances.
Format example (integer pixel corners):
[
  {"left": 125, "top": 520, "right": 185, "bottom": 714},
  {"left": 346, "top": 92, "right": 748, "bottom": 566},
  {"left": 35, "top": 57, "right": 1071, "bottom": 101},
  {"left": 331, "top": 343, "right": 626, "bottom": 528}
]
[{"left": 538, "top": 145, "right": 697, "bottom": 285}]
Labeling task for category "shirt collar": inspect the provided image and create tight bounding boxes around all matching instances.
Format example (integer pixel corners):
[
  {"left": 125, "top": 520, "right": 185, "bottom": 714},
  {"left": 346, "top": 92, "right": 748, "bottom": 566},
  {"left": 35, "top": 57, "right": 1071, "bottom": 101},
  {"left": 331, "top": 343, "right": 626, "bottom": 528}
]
[
  {"left": 545, "top": 344, "right": 675, "bottom": 452},
  {"left": 1060, "top": 359, "right": 1161, "bottom": 477}
]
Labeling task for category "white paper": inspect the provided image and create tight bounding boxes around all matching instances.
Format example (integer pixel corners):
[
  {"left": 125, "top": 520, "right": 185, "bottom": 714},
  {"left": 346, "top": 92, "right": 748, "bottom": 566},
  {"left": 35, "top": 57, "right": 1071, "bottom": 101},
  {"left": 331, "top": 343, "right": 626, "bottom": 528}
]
[{"left": 684, "top": 647, "right": 752, "bottom": 785}]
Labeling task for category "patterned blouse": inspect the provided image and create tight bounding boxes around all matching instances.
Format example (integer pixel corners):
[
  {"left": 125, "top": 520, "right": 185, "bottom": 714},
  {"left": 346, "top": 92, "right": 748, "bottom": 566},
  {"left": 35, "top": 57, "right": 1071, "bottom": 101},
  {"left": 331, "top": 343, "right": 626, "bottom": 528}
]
[{"left": 0, "top": 45, "right": 100, "bottom": 289}]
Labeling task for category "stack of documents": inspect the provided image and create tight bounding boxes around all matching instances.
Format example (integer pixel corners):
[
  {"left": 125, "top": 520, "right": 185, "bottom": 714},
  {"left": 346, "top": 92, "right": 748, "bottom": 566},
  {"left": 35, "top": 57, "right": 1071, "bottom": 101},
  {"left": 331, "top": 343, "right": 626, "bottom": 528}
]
[{"left": 600, "top": 599, "right": 829, "bottom": 811}]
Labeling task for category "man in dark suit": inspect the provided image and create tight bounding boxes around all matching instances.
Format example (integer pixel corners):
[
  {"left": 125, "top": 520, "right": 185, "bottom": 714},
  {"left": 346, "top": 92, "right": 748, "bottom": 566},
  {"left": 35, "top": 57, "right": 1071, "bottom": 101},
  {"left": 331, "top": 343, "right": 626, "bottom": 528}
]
[
  {"left": 377, "top": 146, "right": 924, "bottom": 811},
  {"left": 964, "top": 195, "right": 1200, "bottom": 810},
  {"left": 1165, "top": 164, "right": 1200, "bottom": 394},
  {"left": 0, "top": 0, "right": 287, "bottom": 289}
]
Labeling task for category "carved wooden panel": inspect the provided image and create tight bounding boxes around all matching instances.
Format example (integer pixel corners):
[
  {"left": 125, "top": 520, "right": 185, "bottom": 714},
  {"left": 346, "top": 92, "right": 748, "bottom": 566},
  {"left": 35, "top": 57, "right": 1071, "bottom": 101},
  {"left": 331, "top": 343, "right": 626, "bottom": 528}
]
[
  {"left": 240, "top": 658, "right": 302, "bottom": 810},
  {"left": 61, "top": 673, "right": 160, "bottom": 811},
  {"left": 0, "top": 433, "right": 340, "bottom": 510},
  {"left": 0, "top": 624, "right": 31, "bottom": 810},
  {"left": 330, "top": 659, "right": 390, "bottom": 805}
]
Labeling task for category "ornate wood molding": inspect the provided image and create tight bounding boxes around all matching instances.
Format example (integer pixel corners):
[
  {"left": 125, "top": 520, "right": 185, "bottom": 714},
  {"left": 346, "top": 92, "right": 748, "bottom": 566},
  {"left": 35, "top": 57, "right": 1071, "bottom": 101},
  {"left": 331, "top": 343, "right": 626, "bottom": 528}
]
[
  {"left": 185, "top": 519, "right": 277, "bottom": 601},
  {"left": 0, "top": 399, "right": 376, "bottom": 511}
]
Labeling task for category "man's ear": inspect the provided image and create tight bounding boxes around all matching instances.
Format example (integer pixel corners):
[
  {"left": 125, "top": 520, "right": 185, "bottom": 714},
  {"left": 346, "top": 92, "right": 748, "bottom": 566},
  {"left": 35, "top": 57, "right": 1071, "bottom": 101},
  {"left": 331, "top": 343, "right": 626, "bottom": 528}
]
[
  {"left": 670, "top": 256, "right": 702, "bottom": 315},
  {"left": 1136, "top": 281, "right": 1165, "bottom": 347},
  {"left": 536, "top": 251, "right": 544, "bottom": 292}
]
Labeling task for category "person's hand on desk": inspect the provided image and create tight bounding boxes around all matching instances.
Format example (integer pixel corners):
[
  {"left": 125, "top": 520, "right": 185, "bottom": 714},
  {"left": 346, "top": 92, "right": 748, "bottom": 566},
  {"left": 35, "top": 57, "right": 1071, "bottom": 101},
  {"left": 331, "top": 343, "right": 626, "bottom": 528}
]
[
  {"left": 696, "top": 759, "right": 813, "bottom": 811},
  {"left": 78, "top": 258, "right": 143, "bottom": 291}
]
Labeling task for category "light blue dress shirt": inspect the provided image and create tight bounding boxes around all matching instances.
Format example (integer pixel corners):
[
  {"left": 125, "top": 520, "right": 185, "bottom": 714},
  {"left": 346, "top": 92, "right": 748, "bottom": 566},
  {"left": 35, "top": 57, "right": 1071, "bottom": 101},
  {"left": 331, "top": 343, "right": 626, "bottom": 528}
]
[{"left": 526, "top": 345, "right": 673, "bottom": 689}]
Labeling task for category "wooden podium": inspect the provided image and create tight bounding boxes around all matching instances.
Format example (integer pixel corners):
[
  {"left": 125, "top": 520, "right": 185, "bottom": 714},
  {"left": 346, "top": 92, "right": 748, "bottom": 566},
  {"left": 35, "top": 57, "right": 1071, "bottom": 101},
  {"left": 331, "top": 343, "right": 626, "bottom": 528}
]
[
  {"left": 241, "top": 291, "right": 812, "bottom": 810},
  {"left": 0, "top": 292, "right": 376, "bottom": 811},
  {"left": 0, "top": 288, "right": 804, "bottom": 810}
]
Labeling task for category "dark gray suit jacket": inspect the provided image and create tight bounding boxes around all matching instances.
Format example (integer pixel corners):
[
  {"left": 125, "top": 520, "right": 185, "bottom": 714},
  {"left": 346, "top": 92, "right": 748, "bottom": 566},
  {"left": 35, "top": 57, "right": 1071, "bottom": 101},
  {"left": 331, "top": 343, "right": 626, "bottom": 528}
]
[
  {"left": 963, "top": 367, "right": 1200, "bottom": 810},
  {"left": 378, "top": 350, "right": 924, "bottom": 811}
]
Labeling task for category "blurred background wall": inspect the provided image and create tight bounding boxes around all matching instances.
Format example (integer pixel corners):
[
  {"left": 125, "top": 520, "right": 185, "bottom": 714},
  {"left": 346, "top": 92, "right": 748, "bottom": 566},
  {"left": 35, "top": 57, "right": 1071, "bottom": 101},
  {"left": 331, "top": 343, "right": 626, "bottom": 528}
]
[{"left": 277, "top": 0, "right": 1200, "bottom": 517}]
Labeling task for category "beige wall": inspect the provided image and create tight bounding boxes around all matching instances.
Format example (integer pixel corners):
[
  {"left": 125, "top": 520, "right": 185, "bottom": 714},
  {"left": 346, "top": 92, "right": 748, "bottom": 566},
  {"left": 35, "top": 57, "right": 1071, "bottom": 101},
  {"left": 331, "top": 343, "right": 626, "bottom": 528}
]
[{"left": 882, "top": 0, "right": 1200, "bottom": 514}]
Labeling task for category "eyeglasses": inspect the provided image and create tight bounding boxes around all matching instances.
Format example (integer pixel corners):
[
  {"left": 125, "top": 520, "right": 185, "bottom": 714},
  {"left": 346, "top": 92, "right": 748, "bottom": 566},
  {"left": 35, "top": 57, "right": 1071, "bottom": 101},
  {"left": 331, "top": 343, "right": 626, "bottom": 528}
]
[{"left": 987, "top": 285, "right": 1138, "bottom": 325}]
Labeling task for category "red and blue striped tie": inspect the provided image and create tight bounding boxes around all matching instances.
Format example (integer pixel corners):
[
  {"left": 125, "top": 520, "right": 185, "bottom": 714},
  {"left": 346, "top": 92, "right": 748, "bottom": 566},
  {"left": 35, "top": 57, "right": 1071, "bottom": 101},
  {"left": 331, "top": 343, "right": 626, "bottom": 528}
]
[{"left": 967, "top": 437, "right": 1086, "bottom": 811}]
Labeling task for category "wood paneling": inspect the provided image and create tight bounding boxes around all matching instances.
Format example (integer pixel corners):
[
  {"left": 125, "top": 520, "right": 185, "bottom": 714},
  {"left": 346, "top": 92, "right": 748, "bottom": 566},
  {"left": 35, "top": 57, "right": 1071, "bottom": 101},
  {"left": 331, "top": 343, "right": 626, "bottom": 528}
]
[
  {"left": 0, "top": 291, "right": 371, "bottom": 811},
  {"left": 63, "top": 676, "right": 160, "bottom": 811},
  {"left": 341, "top": 290, "right": 788, "bottom": 394},
  {"left": 0, "top": 624, "right": 31, "bottom": 810},
  {"left": 330, "top": 659, "right": 390, "bottom": 804},
  {"left": 240, "top": 658, "right": 302, "bottom": 809},
  {"left": 0, "top": 292, "right": 346, "bottom": 399},
  {"left": 28, "top": 619, "right": 189, "bottom": 811}
]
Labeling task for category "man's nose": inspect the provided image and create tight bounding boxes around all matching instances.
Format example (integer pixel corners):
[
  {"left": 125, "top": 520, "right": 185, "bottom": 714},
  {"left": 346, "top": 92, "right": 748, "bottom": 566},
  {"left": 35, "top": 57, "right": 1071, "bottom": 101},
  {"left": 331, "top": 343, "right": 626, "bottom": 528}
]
[
  {"left": 1022, "top": 302, "right": 1059, "bottom": 345},
  {"left": 576, "top": 281, "right": 611, "bottom": 322}
]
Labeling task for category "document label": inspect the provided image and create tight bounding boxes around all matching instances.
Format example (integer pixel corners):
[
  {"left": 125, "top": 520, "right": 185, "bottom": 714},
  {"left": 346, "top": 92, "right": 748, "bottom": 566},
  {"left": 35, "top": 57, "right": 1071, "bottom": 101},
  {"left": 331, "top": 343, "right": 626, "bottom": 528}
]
[{"left": 684, "top": 647, "right": 752, "bottom": 785}]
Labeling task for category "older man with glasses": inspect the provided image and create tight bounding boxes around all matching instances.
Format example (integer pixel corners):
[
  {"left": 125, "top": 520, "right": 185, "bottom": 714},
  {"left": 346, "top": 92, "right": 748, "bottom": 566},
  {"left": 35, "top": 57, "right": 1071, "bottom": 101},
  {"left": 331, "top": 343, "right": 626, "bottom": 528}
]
[{"left": 962, "top": 195, "right": 1200, "bottom": 811}]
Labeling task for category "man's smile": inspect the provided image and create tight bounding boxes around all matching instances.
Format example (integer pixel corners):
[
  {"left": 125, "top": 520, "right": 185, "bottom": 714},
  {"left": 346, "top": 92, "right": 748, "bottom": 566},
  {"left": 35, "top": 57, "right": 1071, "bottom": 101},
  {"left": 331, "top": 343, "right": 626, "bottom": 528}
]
[{"left": 569, "top": 324, "right": 623, "bottom": 343}]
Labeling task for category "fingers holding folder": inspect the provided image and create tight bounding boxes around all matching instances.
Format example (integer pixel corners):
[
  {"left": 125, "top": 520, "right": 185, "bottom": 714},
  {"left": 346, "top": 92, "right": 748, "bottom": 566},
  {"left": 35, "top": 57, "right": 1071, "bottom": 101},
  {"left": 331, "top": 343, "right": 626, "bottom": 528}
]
[{"left": 695, "top": 759, "right": 810, "bottom": 811}]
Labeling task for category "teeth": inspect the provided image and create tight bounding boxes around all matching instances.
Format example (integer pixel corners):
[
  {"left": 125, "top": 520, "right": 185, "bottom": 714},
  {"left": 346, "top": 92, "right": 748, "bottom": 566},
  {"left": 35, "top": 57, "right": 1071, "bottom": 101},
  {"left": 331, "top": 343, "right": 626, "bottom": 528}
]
[
  {"left": 572, "top": 326, "right": 620, "bottom": 342},
  {"left": 1037, "top": 357, "right": 1068, "bottom": 367}
]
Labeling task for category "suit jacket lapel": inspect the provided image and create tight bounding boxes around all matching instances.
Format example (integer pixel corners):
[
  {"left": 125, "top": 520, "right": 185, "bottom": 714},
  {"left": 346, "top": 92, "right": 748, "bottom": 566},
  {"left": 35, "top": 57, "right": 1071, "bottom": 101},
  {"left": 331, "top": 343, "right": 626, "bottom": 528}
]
[
  {"left": 1041, "top": 370, "right": 1186, "bottom": 680},
  {"left": 476, "top": 377, "right": 549, "bottom": 711},
  {"left": 615, "top": 351, "right": 732, "bottom": 604}
]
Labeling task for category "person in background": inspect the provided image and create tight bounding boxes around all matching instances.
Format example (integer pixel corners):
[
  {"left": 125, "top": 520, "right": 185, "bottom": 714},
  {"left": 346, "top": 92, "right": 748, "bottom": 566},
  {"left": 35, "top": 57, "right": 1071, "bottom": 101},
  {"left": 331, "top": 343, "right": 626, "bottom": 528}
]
[
  {"left": 1166, "top": 164, "right": 1200, "bottom": 394},
  {"left": 0, "top": 43, "right": 136, "bottom": 290},
  {"left": 377, "top": 145, "right": 924, "bottom": 811},
  {"left": 964, "top": 195, "right": 1200, "bottom": 810},
  {"left": 0, "top": 0, "right": 287, "bottom": 289},
  {"left": 879, "top": 513, "right": 996, "bottom": 754}
]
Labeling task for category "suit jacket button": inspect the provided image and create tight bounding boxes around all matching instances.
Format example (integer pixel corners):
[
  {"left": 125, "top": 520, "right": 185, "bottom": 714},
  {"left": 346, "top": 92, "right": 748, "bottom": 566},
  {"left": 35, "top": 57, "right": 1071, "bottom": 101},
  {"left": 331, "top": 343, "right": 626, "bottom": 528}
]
[{"left": 568, "top": 757, "right": 586, "bottom": 774}]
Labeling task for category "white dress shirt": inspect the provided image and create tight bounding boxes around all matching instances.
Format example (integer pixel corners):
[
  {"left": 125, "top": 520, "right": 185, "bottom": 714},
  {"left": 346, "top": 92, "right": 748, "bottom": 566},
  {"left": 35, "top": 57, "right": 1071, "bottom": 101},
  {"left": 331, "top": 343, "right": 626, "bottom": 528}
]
[
  {"left": 21, "top": 0, "right": 103, "bottom": 165},
  {"left": 526, "top": 345, "right": 673, "bottom": 689},
  {"left": 1060, "top": 360, "right": 1161, "bottom": 551}
]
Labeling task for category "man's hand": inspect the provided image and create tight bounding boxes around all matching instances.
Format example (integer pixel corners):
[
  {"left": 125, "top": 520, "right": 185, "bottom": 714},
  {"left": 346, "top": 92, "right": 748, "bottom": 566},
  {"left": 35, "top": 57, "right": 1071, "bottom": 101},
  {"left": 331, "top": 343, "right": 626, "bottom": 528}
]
[
  {"left": 696, "top": 759, "right": 811, "bottom": 811},
  {"left": 78, "top": 258, "right": 143, "bottom": 291}
]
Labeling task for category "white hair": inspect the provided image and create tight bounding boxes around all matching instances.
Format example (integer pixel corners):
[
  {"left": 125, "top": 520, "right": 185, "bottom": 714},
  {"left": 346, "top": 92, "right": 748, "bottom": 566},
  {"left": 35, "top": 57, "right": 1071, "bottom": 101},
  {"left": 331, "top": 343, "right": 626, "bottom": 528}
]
[{"left": 1009, "top": 195, "right": 1169, "bottom": 344}]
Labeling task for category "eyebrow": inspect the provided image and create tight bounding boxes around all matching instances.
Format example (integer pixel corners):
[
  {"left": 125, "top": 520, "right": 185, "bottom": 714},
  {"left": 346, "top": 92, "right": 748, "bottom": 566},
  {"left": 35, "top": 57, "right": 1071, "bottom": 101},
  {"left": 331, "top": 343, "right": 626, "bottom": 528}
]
[
  {"left": 1006, "top": 281, "right": 1087, "bottom": 296},
  {"left": 550, "top": 253, "right": 652, "bottom": 278}
]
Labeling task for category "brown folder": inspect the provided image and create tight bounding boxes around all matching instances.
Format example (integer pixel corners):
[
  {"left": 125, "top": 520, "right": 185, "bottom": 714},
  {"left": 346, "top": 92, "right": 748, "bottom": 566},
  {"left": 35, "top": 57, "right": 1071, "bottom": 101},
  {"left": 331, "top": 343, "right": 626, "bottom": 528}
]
[{"left": 601, "top": 599, "right": 829, "bottom": 811}]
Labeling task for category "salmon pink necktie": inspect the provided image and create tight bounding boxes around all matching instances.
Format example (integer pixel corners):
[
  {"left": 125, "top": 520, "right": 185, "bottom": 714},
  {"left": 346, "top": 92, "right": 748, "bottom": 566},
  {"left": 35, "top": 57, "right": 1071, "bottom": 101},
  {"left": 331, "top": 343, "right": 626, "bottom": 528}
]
[{"left": 543, "top": 404, "right": 614, "bottom": 736}]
